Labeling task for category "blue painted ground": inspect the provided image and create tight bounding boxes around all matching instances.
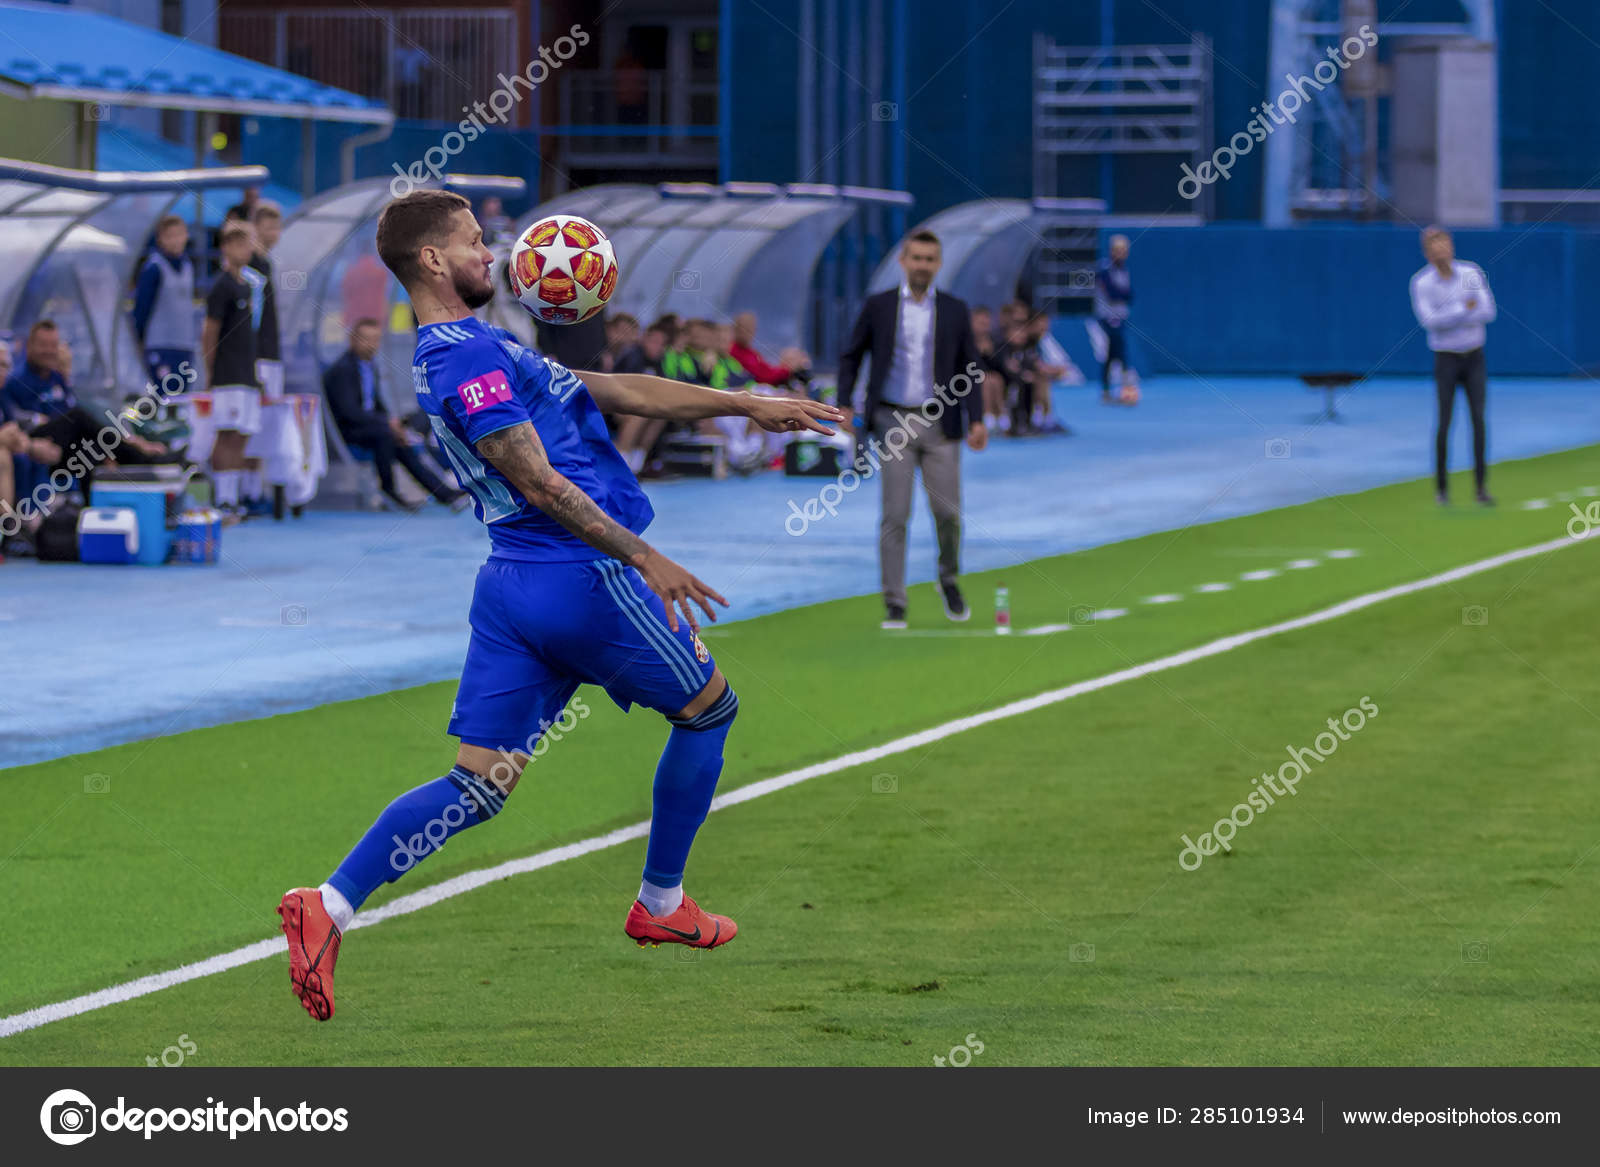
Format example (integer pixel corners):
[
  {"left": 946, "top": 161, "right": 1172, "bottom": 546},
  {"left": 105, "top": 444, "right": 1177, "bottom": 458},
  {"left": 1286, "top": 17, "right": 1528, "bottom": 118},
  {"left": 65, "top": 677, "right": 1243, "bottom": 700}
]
[{"left": 2, "top": 375, "right": 1595, "bottom": 767}]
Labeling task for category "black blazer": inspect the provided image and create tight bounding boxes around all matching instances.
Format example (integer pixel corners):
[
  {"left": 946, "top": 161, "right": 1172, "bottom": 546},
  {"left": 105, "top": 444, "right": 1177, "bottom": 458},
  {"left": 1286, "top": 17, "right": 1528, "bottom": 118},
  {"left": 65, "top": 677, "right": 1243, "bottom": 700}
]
[
  {"left": 836, "top": 287, "right": 984, "bottom": 440},
  {"left": 322, "top": 350, "right": 387, "bottom": 437}
]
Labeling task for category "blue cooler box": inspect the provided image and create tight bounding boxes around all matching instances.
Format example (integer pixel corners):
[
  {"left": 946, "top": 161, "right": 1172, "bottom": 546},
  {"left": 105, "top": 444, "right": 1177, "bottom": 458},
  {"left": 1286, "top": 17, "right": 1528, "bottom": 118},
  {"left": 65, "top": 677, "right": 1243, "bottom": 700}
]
[
  {"left": 88, "top": 482, "right": 171, "bottom": 565},
  {"left": 78, "top": 507, "right": 141, "bottom": 564}
]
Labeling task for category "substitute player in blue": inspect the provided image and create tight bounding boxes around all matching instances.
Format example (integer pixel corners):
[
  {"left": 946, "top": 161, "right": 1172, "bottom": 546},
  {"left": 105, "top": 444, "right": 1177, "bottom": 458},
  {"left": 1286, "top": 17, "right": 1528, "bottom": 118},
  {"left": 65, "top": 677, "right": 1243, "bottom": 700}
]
[{"left": 278, "top": 191, "right": 843, "bottom": 1021}]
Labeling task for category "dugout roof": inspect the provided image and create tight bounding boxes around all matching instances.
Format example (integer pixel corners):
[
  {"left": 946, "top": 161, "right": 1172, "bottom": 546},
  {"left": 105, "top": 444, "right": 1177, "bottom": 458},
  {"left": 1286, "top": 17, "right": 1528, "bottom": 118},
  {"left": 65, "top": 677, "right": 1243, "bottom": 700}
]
[
  {"left": 0, "top": 0, "right": 390, "bottom": 124},
  {"left": 493, "top": 182, "right": 914, "bottom": 354},
  {"left": 0, "top": 157, "right": 269, "bottom": 404}
]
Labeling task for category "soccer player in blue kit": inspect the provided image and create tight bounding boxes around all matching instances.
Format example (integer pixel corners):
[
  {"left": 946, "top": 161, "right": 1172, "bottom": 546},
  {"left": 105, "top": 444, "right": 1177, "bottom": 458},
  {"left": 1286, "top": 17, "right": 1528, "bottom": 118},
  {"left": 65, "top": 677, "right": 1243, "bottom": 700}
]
[{"left": 278, "top": 191, "right": 843, "bottom": 1021}]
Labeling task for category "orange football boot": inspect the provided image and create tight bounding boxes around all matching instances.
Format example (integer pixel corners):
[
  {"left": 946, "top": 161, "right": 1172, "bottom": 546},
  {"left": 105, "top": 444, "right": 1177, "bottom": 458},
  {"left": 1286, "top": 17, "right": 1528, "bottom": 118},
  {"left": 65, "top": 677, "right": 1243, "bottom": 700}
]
[
  {"left": 277, "top": 887, "right": 343, "bottom": 1021},
  {"left": 624, "top": 893, "right": 738, "bottom": 949}
]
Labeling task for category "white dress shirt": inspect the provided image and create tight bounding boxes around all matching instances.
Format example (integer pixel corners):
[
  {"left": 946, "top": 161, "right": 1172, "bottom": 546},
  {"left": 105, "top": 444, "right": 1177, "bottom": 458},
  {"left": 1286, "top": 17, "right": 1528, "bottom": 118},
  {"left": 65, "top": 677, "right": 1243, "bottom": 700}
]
[
  {"left": 883, "top": 282, "right": 936, "bottom": 407},
  {"left": 1410, "top": 260, "right": 1496, "bottom": 353}
]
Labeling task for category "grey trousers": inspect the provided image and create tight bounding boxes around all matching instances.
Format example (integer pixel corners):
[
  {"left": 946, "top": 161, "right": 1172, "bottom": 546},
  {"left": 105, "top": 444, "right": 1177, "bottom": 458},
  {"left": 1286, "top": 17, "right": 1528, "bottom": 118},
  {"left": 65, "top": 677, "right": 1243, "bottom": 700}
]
[{"left": 874, "top": 405, "right": 962, "bottom": 611}]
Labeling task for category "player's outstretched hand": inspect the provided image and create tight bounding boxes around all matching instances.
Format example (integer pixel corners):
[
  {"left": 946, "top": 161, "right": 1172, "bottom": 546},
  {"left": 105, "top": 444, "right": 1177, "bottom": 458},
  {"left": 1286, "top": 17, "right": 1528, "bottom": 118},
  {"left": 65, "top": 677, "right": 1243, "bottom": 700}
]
[
  {"left": 746, "top": 394, "right": 845, "bottom": 436},
  {"left": 636, "top": 550, "right": 728, "bottom": 633}
]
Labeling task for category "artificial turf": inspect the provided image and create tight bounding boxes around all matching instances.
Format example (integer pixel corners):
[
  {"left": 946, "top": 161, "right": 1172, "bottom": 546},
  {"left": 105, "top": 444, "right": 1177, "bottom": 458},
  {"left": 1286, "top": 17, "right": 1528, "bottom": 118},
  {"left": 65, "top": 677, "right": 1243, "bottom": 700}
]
[{"left": 2, "top": 446, "right": 1597, "bottom": 1064}]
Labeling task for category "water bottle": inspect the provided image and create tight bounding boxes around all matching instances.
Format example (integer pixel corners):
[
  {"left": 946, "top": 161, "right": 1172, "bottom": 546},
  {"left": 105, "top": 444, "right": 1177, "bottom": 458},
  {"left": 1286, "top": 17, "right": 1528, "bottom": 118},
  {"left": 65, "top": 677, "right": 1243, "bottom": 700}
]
[{"left": 995, "top": 585, "right": 1011, "bottom": 635}]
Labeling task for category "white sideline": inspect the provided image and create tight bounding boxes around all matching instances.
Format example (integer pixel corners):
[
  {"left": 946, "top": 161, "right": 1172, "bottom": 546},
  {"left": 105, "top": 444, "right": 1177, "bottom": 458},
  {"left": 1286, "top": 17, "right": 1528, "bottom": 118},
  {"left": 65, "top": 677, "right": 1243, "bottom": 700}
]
[{"left": 2, "top": 530, "right": 1590, "bottom": 1039}]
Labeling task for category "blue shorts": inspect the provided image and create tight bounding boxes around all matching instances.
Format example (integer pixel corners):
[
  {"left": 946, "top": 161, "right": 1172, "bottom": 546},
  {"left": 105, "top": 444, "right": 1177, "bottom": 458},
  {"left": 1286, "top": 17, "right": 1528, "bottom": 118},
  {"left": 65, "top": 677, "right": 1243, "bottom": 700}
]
[{"left": 448, "top": 557, "right": 719, "bottom": 752}]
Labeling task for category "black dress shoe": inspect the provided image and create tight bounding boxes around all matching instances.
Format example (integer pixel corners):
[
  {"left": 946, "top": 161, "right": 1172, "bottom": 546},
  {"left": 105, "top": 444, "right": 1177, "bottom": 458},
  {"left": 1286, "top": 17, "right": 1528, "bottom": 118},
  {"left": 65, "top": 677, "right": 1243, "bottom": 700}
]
[{"left": 941, "top": 583, "right": 970, "bottom": 622}]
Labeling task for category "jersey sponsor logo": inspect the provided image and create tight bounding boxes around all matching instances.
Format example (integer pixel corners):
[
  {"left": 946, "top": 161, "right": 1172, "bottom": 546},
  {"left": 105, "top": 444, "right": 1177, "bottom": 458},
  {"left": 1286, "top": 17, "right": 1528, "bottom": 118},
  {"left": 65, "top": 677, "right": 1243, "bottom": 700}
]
[
  {"left": 456, "top": 368, "right": 514, "bottom": 414},
  {"left": 692, "top": 634, "right": 709, "bottom": 663}
]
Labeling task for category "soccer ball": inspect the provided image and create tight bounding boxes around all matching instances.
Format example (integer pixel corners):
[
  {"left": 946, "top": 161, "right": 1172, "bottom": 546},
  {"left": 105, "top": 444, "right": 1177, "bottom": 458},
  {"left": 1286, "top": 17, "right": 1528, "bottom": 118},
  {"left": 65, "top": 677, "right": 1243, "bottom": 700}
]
[{"left": 508, "top": 214, "right": 618, "bottom": 325}]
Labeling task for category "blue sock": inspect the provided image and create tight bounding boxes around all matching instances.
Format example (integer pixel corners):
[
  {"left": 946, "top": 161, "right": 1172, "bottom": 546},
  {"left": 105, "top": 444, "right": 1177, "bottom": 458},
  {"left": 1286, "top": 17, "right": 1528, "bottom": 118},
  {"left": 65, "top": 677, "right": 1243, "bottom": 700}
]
[
  {"left": 325, "top": 765, "right": 506, "bottom": 912},
  {"left": 642, "top": 685, "right": 739, "bottom": 889}
]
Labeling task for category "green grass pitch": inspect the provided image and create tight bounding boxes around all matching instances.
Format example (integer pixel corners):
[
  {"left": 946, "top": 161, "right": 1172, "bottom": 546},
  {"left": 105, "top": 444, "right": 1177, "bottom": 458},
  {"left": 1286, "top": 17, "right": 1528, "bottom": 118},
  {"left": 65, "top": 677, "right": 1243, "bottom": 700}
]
[{"left": 3, "top": 447, "right": 1598, "bottom": 1065}]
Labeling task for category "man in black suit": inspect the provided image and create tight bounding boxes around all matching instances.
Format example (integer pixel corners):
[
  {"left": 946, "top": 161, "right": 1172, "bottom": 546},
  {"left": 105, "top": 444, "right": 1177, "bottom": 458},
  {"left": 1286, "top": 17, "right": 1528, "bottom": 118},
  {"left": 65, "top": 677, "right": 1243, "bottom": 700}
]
[
  {"left": 324, "top": 319, "right": 466, "bottom": 512},
  {"left": 837, "top": 230, "right": 988, "bottom": 629}
]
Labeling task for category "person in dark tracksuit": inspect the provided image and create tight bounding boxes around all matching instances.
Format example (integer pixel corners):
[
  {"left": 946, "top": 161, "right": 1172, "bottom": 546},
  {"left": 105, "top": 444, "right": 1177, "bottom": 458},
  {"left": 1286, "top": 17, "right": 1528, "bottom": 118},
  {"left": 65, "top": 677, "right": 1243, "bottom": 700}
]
[
  {"left": 1094, "top": 234, "right": 1133, "bottom": 404},
  {"left": 1409, "top": 226, "right": 1497, "bottom": 506}
]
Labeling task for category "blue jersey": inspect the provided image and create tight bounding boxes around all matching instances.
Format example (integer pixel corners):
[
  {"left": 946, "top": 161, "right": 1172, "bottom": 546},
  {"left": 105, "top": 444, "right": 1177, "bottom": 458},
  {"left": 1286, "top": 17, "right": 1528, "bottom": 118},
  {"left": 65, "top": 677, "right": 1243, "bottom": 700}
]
[{"left": 412, "top": 317, "right": 653, "bottom": 562}]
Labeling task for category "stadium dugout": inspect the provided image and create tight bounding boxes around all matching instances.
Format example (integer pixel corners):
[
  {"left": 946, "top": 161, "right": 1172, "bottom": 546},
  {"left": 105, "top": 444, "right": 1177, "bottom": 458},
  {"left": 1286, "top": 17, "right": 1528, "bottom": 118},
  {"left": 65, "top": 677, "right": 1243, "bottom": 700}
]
[
  {"left": 273, "top": 175, "right": 526, "bottom": 510},
  {"left": 485, "top": 181, "right": 912, "bottom": 477},
  {"left": 868, "top": 198, "right": 1200, "bottom": 386},
  {"left": 0, "top": 158, "right": 269, "bottom": 411}
]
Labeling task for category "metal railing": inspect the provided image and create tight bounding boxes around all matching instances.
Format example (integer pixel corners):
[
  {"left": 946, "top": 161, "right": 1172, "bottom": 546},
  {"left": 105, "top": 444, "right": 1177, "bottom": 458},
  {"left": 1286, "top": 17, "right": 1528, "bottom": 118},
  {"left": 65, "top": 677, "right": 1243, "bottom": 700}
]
[{"left": 221, "top": 8, "right": 519, "bottom": 124}]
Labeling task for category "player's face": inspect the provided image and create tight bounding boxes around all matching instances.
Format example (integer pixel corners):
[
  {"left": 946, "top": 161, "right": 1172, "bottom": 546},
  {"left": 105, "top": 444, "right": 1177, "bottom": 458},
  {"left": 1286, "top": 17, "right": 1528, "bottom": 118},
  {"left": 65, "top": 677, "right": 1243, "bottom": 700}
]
[
  {"left": 900, "top": 241, "right": 941, "bottom": 292},
  {"left": 440, "top": 211, "right": 496, "bottom": 309},
  {"left": 159, "top": 224, "right": 188, "bottom": 257},
  {"left": 1423, "top": 230, "right": 1453, "bottom": 265},
  {"left": 1110, "top": 238, "right": 1129, "bottom": 262}
]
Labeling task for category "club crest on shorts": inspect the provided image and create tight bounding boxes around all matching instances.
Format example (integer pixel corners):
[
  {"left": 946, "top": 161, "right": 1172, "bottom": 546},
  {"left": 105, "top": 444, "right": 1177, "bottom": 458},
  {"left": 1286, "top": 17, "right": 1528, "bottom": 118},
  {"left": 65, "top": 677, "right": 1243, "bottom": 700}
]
[{"left": 692, "top": 634, "right": 710, "bottom": 663}]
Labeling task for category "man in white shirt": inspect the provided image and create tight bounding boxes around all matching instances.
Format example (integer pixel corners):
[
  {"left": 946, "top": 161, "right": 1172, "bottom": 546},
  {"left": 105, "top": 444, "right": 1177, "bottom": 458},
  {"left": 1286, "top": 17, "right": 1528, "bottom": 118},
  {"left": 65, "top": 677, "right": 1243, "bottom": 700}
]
[{"left": 1409, "top": 226, "right": 1496, "bottom": 505}]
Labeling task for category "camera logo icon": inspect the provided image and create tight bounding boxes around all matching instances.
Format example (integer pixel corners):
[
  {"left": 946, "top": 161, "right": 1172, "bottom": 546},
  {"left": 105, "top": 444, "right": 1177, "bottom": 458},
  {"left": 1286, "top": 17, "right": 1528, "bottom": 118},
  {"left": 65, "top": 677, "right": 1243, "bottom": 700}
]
[
  {"left": 40, "top": 1088, "right": 96, "bottom": 1145},
  {"left": 281, "top": 269, "right": 308, "bottom": 292},
  {"left": 281, "top": 605, "right": 308, "bottom": 627},
  {"left": 870, "top": 773, "right": 898, "bottom": 794},
  {"left": 1069, "top": 604, "right": 1096, "bottom": 626},
  {"left": 871, "top": 101, "right": 899, "bottom": 122},
  {"left": 1461, "top": 605, "right": 1488, "bottom": 627},
  {"left": 1462, "top": 939, "right": 1489, "bottom": 963},
  {"left": 83, "top": 773, "right": 110, "bottom": 795},
  {"left": 1265, "top": 438, "right": 1291, "bottom": 459},
  {"left": 1070, "top": 268, "right": 1097, "bottom": 290},
  {"left": 1069, "top": 942, "right": 1096, "bottom": 963},
  {"left": 672, "top": 269, "right": 701, "bottom": 291}
]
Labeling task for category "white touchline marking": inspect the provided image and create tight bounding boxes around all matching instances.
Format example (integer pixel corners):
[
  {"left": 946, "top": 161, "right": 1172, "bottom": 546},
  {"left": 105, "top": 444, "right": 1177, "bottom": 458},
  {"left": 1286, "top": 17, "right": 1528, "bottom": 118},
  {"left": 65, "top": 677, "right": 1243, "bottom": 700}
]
[
  {"left": 1579, "top": 486, "right": 1599, "bottom": 497},
  {"left": 1092, "top": 608, "right": 1128, "bottom": 621},
  {"left": 1521, "top": 499, "right": 1551, "bottom": 510},
  {"left": 1022, "top": 623, "right": 1074, "bottom": 636},
  {"left": 1196, "top": 582, "right": 1233, "bottom": 593},
  {"left": 1142, "top": 594, "right": 1183, "bottom": 604},
  {"left": 1286, "top": 558, "right": 1320, "bottom": 569},
  {"left": 1325, "top": 549, "right": 1360, "bottom": 558},
  {"left": 3, "top": 529, "right": 1594, "bottom": 1039},
  {"left": 1240, "top": 569, "right": 1279, "bottom": 581}
]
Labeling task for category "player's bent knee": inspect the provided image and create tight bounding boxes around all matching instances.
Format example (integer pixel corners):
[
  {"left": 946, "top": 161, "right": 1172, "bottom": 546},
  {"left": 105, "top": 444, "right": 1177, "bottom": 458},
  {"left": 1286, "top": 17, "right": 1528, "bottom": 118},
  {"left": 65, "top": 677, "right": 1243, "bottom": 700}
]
[
  {"left": 673, "top": 669, "right": 726, "bottom": 722},
  {"left": 455, "top": 743, "right": 524, "bottom": 797},
  {"left": 669, "top": 675, "right": 738, "bottom": 733}
]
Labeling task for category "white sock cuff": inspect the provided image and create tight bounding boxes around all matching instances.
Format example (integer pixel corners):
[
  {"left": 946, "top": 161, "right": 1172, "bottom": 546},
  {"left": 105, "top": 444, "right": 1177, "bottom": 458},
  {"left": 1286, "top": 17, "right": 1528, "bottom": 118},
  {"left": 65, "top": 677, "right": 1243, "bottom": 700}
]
[{"left": 317, "top": 882, "right": 356, "bottom": 932}]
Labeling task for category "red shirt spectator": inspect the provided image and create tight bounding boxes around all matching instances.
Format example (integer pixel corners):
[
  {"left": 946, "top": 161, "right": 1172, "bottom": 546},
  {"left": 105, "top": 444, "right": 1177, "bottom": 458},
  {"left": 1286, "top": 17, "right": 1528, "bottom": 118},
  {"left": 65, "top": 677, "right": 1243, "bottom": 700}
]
[{"left": 729, "top": 311, "right": 798, "bottom": 387}]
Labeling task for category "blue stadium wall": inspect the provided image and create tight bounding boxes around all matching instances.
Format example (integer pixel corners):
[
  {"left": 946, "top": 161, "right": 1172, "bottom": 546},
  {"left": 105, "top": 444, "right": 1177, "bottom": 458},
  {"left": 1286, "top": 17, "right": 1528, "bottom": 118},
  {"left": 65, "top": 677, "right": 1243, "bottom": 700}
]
[{"left": 1125, "top": 224, "right": 1600, "bottom": 377}]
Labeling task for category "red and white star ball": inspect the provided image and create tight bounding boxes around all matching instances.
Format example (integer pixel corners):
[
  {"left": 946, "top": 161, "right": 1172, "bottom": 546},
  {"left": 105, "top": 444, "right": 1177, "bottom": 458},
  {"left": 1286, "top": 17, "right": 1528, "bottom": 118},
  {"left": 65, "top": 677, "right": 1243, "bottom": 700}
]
[{"left": 508, "top": 214, "right": 619, "bottom": 324}]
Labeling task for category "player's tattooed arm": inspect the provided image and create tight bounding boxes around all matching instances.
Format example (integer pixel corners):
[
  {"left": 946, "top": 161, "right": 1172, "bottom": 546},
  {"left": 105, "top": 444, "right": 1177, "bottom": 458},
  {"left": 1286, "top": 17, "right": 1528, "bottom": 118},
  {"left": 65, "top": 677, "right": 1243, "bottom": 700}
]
[
  {"left": 476, "top": 423, "right": 648, "bottom": 562},
  {"left": 576, "top": 370, "right": 844, "bottom": 433},
  {"left": 475, "top": 423, "right": 729, "bottom": 630}
]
